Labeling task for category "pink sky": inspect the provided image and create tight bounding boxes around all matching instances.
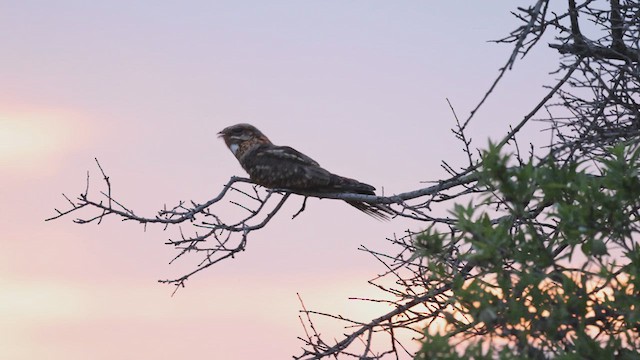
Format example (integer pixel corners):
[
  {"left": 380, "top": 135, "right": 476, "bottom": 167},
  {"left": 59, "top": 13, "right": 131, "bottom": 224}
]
[{"left": 1, "top": 2, "right": 559, "bottom": 359}]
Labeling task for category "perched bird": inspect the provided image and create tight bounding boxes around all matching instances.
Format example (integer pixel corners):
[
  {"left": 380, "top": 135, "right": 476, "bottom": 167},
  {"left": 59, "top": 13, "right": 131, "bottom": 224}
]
[{"left": 218, "top": 123, "right": 392, "bottom": 220}]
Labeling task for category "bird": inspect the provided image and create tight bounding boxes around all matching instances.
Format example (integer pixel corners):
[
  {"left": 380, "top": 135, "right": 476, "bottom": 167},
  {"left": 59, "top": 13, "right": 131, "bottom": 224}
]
[{"left": 218, "top": 123, "right": 392, "bottom": 220}]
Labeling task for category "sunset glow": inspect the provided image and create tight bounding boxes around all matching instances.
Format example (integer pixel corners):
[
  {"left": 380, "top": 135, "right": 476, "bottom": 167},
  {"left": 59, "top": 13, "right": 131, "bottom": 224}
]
[{"left": 0, "top": 109, "right": 91, "bottom": 172}]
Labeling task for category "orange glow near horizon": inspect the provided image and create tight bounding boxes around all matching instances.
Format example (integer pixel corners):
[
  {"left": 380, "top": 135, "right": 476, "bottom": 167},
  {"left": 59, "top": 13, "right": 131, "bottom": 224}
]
[
  {"left": 431, "top": 269, "right": 638, "bottom": 354},
  {"left": 0, "top": 108, "right": 92, "bottom": 172}
]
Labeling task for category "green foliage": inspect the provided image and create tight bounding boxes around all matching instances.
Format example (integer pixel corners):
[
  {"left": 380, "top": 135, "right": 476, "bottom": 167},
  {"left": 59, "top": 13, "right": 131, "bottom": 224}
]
[{"left": 414, "top": 143, "right": 640, "bottom": 359}]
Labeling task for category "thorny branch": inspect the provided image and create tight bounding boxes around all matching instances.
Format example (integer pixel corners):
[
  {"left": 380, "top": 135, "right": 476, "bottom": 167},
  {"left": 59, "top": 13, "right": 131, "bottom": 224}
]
[
  {"left": 46, "top": 155, "right": 478, "bottom": 293},
  {"left": 294, "top": 1, "right": 640, "bottom": 358}
]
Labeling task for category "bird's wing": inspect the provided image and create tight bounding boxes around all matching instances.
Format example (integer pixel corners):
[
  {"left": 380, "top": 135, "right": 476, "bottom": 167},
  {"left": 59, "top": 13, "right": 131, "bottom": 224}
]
[
  {"left": 242, "top": 144, "right": 331, "bottom": 189},
  {"left": 243, "top": 144, "right": 393, "bottom": 220},
  {"left": 259, "top": 145, "right": 321, "bottom": 167}
]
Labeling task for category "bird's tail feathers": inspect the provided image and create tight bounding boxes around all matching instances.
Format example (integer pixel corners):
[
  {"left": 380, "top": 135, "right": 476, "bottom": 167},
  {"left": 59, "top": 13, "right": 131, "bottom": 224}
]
[
  {"left": 328, "top": 174, "right": 392, "bottom": 220},
  {"left": 329, "top": 174, "right": 376, "bottom": 195},
  {"left": 346, "top": 201, "right": 394, "bottom": 221}
]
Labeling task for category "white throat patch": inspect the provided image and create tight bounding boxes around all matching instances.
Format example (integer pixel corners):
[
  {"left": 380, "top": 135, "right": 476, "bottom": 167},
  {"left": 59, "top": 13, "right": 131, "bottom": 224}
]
[{"left": 229, "top": 143, "right": 240, "bottom": 155}]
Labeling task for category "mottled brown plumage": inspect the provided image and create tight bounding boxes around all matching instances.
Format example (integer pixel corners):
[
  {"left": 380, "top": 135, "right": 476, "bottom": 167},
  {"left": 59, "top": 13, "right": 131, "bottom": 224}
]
[{"left": 218, "top": 123, "right": 391, "bottom": 220}]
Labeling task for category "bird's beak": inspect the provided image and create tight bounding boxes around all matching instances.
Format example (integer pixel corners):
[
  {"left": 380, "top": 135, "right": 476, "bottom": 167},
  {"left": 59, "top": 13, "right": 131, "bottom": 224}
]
[{"left": 217, "top": 130, "right": 225, "bottom": 138}]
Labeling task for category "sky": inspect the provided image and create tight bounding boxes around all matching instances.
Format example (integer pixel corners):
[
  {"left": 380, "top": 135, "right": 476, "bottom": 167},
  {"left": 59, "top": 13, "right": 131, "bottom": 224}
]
[{"left": 1, "top": 2, "right": 560, "bottom": 359}]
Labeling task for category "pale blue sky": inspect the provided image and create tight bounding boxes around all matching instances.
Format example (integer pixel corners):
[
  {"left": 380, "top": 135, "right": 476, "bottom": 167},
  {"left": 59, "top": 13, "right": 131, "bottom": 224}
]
[{"left": 1, "top": 2, "right": 560, "bottom": 359}]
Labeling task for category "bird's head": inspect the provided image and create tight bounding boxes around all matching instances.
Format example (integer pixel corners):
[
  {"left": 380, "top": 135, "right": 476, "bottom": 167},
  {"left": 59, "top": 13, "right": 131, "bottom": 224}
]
[{"left": 218, "top": 123, "right": 271, "bottom": 157}]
